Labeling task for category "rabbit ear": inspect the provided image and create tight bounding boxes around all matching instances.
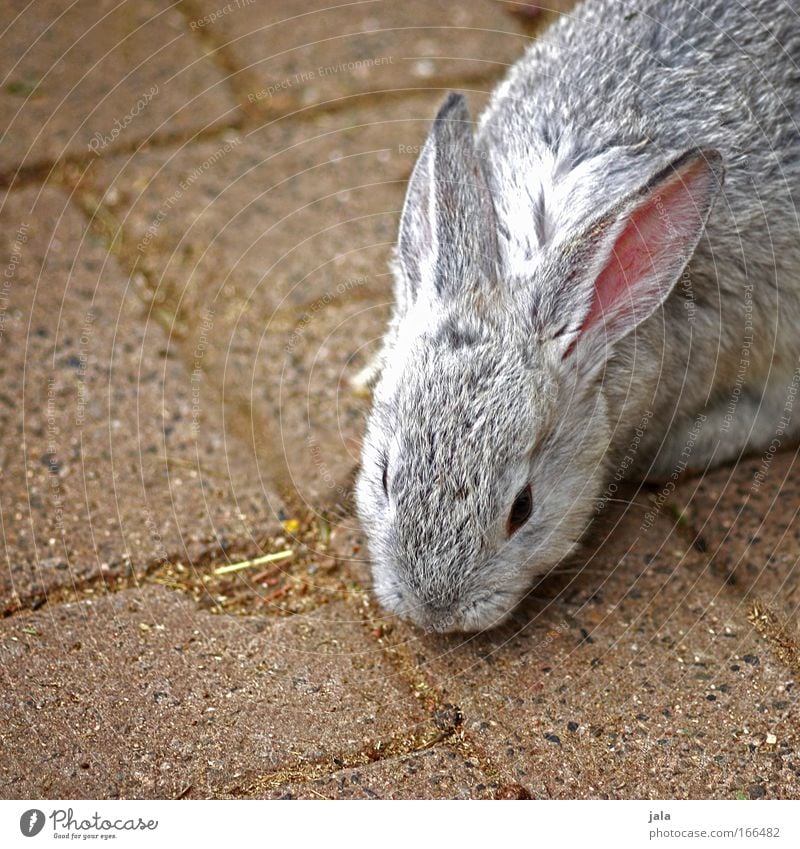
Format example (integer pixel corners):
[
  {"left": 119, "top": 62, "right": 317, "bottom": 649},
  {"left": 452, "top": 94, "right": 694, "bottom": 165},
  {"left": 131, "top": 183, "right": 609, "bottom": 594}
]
[
  {"left": 551, "top": 148, "right": 724, "bottom": 366},
  {"left": 396, "top": 93, "right": 498, "bottom": 304}
]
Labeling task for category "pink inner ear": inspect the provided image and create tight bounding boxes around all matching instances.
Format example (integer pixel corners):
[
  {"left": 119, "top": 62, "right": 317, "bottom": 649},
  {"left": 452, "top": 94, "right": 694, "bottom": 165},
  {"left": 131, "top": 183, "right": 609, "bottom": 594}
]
[
  {"left": 578, "top": 158, "right": 708, "bottom": 341},
  {"left": 583, "top": 205, "right": 655, "bottom": 333}
]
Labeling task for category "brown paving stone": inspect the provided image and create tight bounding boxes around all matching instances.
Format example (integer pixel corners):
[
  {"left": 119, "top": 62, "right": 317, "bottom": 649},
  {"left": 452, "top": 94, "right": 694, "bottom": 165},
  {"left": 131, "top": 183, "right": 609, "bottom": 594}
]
[
  {"left": 267, "top": 746, "right": 495, "bottom": 799},
  {"left": 0, "top": 187, "right": 283, "bottom": 613},
  {"left": 75, "top": 94, "right": 464, "bottom": 507},
  {"left": 668, "top": 451, "right": 800, "bottom": 620},
  {"left": 0, "top": 0, "right": 237, "bottom": 177},
  {"left": 0, "top": 587, "right": 432, "bottom": 798},
  {"left": 181, "top": 0, "right": 530, "bottom": 115},
  {"left": 366, "top": 503, "right": 800, "bottom": 798},
  {"left": 78, "top": 93, "right": 460, "bottom": 317}
]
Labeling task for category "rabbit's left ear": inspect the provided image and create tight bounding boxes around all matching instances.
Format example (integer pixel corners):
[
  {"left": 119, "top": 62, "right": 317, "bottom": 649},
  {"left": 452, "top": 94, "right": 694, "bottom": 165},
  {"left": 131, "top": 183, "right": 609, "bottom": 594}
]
[
  {"left": 396, "top": 93, "right": 498, "bottom": 306},
  {"left": 548, "top": 148, "right": 724, "bottom": 367}
]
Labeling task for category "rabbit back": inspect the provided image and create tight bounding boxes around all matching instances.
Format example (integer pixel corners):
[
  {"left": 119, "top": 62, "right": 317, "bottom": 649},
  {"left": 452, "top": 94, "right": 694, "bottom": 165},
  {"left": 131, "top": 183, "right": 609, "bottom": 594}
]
[{"left": 477, "top": 0, "right": 800, "bottom": 459}]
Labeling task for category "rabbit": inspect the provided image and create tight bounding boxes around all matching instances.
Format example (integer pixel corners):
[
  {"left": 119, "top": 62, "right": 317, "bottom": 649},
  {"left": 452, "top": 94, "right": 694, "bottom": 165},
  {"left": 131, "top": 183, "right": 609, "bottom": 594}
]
[{"left": 354, "top": 0, "right": 800, "bottom": 633}]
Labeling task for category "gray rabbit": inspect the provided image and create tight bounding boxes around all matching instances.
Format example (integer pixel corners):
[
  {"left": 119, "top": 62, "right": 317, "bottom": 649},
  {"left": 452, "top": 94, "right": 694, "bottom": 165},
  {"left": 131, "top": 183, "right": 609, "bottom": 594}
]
[{"left": 355, "top": 0, "right": 800, "bottom": 632}]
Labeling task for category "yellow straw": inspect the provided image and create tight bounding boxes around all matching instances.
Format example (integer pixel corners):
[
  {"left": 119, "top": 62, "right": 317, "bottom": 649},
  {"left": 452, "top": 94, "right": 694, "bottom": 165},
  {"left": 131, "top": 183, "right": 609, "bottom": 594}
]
[{"left": 213, "top": 549, "right": 294, "bottom": 576}]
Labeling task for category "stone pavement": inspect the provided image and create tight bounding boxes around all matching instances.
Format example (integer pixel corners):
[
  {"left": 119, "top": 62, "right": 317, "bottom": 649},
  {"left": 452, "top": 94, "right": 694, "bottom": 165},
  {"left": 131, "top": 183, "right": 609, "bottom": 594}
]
[{"left": 1, "top": 0, "right": 798, "bottom": 800}]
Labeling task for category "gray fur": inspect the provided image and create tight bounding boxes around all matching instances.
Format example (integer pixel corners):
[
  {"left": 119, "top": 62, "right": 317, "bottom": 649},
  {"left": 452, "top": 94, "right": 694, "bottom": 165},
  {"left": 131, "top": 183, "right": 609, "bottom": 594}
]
[{"left": 355, "top": 0, "right": 800, "bottom": 632}]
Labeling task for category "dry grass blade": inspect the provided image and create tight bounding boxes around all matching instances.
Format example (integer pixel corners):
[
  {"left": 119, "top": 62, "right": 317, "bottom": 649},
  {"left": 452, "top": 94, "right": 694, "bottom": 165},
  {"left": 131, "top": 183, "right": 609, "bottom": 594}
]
[
  {"left": 748, "top": 599, "right": 800, "bottom": 675},
  {"left": 213, "top": 549, "right": 294, "bottom": 576}
]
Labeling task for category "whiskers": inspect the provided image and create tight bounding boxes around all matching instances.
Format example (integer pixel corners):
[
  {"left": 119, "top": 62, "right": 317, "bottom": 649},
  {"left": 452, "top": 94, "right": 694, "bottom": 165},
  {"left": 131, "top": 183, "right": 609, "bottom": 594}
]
[
  {"left": 541, "top": 564, "right": 616, "bottom": 577},
  {"left": 597, "top": 496, "right": 650, "bottom": 510}
]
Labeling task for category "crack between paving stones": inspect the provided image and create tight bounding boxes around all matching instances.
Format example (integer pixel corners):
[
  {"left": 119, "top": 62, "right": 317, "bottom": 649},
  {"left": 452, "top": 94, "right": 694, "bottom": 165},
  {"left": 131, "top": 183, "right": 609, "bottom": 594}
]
[
  {"left": 175, "top": 0, "right": 265, "bottom": 124},
  {"left": 1, "top": 0, "right": 547, "bottom": 194},
  {"left": 225, "top": 725, "right": 459, "bottom": 798},
  {"left": 66, "top": 181, "right": 367, "bottom": 527},
  {"left": 221, "top": 705, "right": 528, "bottom": 799},
  {"left": 0, "top": 120, "right": 245, "bottom": 191},
  {"left": 65, "top": 185, "right": 308, "bottom": 517},
  {"left": 350, "top": 603, "right": 523, "bottom": 794},
  {"left": 174, "top": 0, "right": 526, "bottom": 128},
  {"left": 0, "top": 166, "right": 371, "bottom": 624},
  {"left": 213, "top": 597, "right": 489, "bottom": 798},
  {"left": 1, "top": 527, "right": 350, "bottom": 619},
  {"left": 4, "top": 71, "right": 506, "bottom": 193}
]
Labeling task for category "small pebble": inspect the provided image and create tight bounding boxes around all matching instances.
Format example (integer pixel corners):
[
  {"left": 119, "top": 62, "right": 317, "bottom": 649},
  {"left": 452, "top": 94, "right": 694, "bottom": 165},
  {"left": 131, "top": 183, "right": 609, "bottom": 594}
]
[
  {"left": 495, "top": 784, "right": 532, "bottom": 800},
  {"left": 412, "top": 60, "right": 435, "bottom": 78}
]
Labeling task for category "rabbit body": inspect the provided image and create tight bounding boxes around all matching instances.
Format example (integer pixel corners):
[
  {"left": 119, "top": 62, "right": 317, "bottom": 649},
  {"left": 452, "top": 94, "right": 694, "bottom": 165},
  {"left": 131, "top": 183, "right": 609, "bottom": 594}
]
[{"left": 356, "top": 0, "right": 800, "bottom": 632}]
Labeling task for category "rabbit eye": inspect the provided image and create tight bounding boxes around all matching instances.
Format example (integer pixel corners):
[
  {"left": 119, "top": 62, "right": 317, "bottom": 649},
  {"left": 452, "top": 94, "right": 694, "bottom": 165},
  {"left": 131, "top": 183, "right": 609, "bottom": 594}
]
[
  {"left": 507, "top": 484, "right": 532, "bottom": 536},
  {"left": 381, "top": 458, "right": 389, "bottom": 497}
]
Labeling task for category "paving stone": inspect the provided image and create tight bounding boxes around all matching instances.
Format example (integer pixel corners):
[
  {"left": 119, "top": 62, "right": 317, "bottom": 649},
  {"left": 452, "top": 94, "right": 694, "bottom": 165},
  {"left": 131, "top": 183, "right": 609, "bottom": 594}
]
[
  {"left": 0, "top": 0, "right": 237, "bottom": 176},
  {"left": 0, "top": 587, "right": 431, "bottom": 798},
  {"left": 668, "top": 451, "right": 800, "bottom": 618},
  {"left": 0, "top": 187, "right": 283, "bottom": 613},
  {"left": 367, "top": 503, "right": 800, "bottom": 798},
  {"left": 76, "top": 94, "right": 462, "bottom": 507},
  {"left": 181, "top": 0, "right": 530, "bottom": 115},
  {"left": 268, "top": 746, "right": 495, "bottom": 799},
  {"left": 79, "top": 93, "right": 460, "bottom": 316}
]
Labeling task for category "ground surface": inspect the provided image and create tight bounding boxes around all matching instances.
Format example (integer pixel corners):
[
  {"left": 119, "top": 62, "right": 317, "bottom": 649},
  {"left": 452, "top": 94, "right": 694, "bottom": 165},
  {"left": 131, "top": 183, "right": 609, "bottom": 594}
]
[{"left": 1, "top": 0, "right": 798, "bottom": 800}]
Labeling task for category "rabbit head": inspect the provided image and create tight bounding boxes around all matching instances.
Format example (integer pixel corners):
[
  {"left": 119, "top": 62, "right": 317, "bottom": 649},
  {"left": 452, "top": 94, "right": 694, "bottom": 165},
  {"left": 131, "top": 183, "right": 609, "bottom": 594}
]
[{"left": 356, "top": 94, "right": 723, "bottom": 632}]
